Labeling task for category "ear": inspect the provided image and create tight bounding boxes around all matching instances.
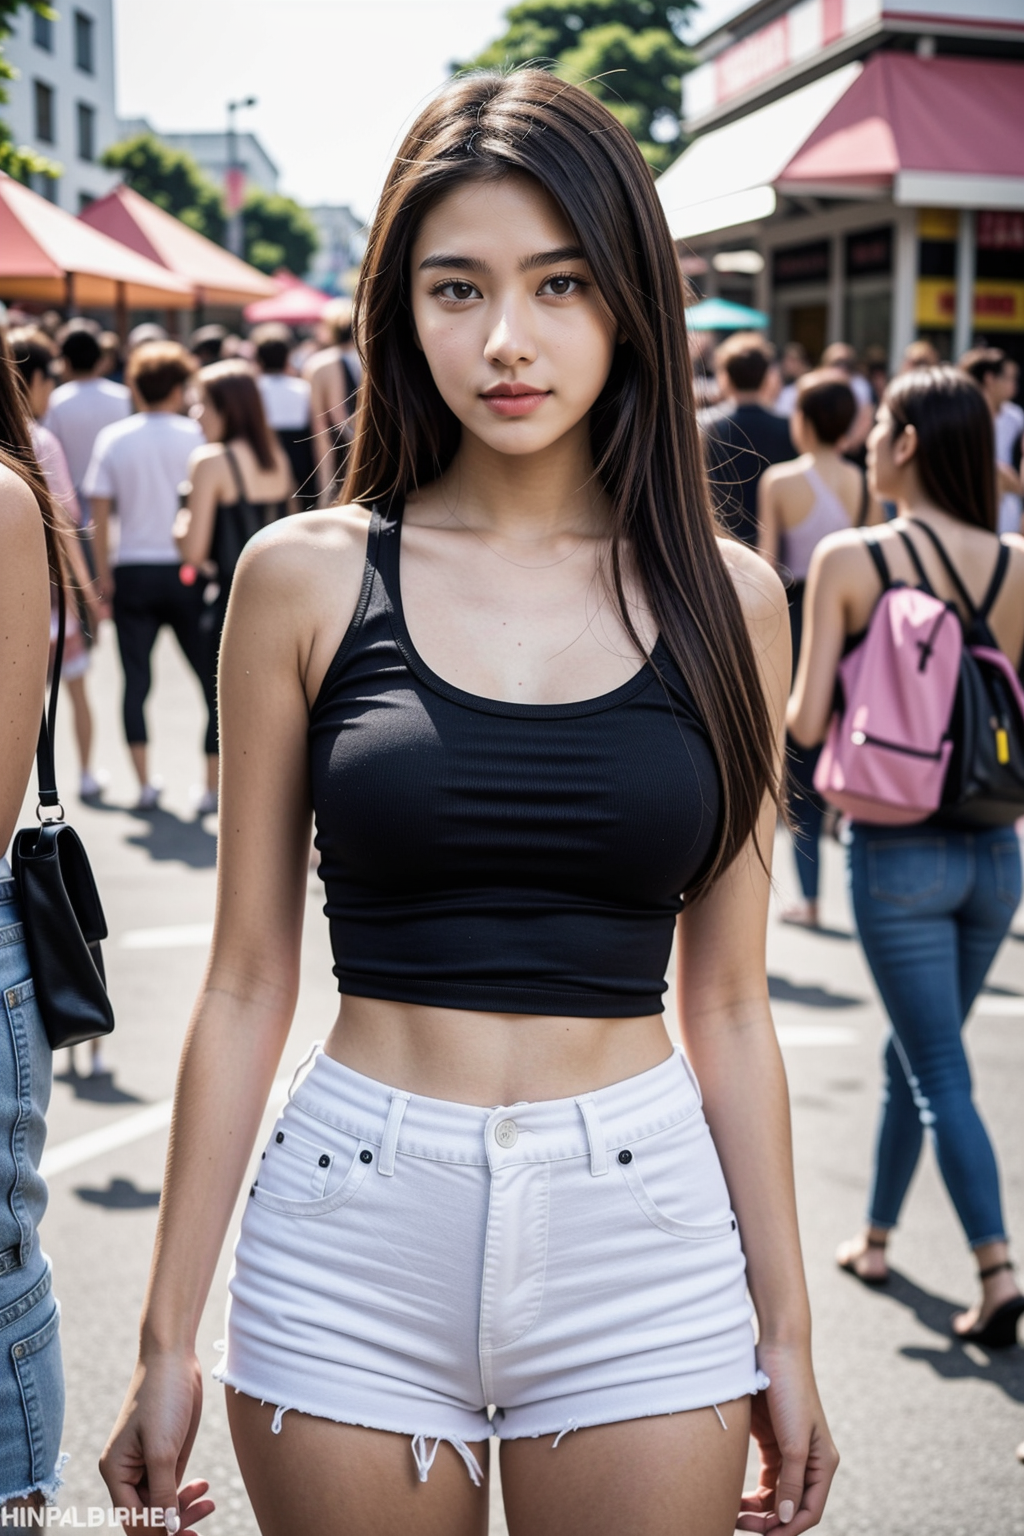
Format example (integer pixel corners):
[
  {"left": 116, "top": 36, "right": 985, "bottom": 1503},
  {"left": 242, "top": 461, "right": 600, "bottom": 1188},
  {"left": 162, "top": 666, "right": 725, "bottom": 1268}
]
[{"left": 892, "top": 422, "right": 918, "bottom": 467}]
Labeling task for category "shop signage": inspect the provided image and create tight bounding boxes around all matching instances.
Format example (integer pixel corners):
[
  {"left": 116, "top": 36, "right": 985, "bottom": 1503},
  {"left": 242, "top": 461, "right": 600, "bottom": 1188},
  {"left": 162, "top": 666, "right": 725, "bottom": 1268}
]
[
  {"left": 774, "top": 239, "right": 830, "bottom": 287},
  {"left": 846, "top": 226, "right": 892, "bottom": 278},
  {"left": 915, "top": 278, "right": 1024, "bottom": 331}
]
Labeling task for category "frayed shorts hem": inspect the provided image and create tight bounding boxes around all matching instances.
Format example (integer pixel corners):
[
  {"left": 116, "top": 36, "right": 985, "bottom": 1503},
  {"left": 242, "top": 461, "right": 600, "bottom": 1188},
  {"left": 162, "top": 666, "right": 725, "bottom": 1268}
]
[{"left": 1, "top": 1451, "right": 70, "bottom": 1507}]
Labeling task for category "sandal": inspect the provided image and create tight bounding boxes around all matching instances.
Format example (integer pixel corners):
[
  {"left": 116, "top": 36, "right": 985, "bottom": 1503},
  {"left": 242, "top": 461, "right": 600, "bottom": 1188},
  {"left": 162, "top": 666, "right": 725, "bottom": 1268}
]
[
  {"left": 837, "top": 1234, "right": 889, "bottom": 1287},
  {"left": 953, "top": 1262, "right": 1024, "bottom": 1349}
]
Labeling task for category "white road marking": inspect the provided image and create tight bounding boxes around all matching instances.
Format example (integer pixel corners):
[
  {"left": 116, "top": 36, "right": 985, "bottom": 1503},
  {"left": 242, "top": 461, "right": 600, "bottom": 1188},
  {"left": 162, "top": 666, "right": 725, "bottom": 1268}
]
[
  {"left": 775, "top": 1024, "right": 859, "bottom": 1047},
  {"left": 41, "top": 1076, "right": 292, "bottom": 1179},
  {"left": 120, "top": 922, "right": 214, "bottom": 950},
  {"left": 974, "top": 997, "right": 1024, "bottom": 1016}
]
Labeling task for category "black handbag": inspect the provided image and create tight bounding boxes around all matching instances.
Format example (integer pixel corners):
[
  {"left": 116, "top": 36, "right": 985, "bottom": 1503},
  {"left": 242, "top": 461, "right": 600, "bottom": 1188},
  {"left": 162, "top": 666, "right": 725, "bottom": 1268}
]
[{"left": 11, "top": 584, "right": 115, "bottom": 1049}]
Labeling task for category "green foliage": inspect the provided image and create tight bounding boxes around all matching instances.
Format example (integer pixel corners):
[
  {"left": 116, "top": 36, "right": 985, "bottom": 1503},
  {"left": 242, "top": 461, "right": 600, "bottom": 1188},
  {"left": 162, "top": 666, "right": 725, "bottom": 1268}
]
[
  {"left": 455, "top": 0, "right": 695, "bottom": 171},
  {"left": 241, "top": 188, "right": 318, "bottom": 275},
  {"left": 0, "top": 2, "right": 61, "bottom": 184},
  {"left": 101, "top": 133, "right": 226, "bottom": 242}
]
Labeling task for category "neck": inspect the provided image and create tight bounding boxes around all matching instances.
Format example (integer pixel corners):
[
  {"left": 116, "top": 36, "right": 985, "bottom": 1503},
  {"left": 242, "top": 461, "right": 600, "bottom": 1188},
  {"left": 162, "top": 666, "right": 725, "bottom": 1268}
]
[
  {"left": 730, "top": 390, "right": 763, "bottom": 407},
  {"left": 434, "top": 423, "right": 610, "bottom": 538}
]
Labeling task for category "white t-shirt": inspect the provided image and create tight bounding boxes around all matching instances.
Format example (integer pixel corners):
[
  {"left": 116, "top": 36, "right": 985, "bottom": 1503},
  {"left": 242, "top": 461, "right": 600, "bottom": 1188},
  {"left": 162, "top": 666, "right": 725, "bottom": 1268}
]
[
  {"left": 83, "top": 411, "right": 203, "bottom": 566},
  {"left": 849, "top": 373, "right": 874, "bottom": 409},
  {"left": 996, "top": 401, "right": 1024, "bottom": 536},
  {"left": 45, "top": 377, "right": 131, "bottom": 498},
  {"left": 258, "top": 373, "right": 311, "bottom": 432}
]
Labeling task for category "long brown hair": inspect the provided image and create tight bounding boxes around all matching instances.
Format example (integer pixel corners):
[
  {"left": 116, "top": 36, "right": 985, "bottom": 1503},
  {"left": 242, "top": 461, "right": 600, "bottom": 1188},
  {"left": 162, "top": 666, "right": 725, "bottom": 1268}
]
[
  {"left": 346, "top": 70, "right": 779, "bottom": 898},
  {"left": 200, "top": 360, "right": 277, "bottom": 471},
  {"left": 886, "top": 366, "right": 997, "bottom": 532},
  {"left": 0, "top": 328, "right": 68, "bottom": 584}
]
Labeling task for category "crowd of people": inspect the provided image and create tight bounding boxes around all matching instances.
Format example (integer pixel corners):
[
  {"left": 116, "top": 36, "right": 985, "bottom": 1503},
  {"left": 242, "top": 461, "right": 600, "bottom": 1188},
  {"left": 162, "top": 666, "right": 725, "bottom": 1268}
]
[{"left": 0, "top": 67, "right": 1022, "bottom": 1532}]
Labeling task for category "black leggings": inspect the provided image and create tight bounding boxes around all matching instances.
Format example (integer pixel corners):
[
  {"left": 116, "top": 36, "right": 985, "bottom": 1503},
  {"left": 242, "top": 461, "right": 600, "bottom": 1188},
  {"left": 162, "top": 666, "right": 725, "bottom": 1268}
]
[{"left": 112, "top": 564, "right": 219, "bottom": 756}]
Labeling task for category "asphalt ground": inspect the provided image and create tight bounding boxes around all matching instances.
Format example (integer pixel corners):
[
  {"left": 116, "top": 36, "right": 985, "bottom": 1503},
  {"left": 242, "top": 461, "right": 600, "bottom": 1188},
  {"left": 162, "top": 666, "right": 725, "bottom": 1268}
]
[{"left": 17, "top": 624, "right": 1024, "bottom": 1535}]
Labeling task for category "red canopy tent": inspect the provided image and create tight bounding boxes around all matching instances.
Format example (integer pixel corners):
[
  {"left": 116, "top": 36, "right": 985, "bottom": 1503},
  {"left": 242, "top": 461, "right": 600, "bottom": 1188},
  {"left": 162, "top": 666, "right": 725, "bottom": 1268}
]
[
  {"left": 244, "top": 271, "right": 333, "bottom": 325},
  {"left": 79, "top": 183, "right": 278, "bottom": 307},
  {"left": 777, "top": 54, "right": 1024, "bottom": 209},
  {"left": 0, "top": 171, "right": 193, "bottom": 316}
]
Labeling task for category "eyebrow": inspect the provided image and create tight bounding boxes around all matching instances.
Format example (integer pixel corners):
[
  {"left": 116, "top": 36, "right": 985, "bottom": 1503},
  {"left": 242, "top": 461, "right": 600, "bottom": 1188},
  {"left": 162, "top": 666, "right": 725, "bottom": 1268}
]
[{"left": 418, "top": 246, "right": 586, "bottom": 274}]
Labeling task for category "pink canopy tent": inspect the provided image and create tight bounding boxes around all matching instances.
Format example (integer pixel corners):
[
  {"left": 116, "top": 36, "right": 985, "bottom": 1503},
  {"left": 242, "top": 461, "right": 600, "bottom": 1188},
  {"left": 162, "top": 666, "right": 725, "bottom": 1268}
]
[
  {"left": 79, "top": 183, "right": 278, "bottom": 306},
  {"left": 0, "top": 171, "right": 193, "bottom": 312},
  {"left": 243, "top": 271, "right": 333, "bottom": 325}
]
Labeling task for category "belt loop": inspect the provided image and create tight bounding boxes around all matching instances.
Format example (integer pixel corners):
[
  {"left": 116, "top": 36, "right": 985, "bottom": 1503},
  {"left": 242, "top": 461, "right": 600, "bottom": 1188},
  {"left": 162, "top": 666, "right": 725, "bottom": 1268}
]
[
  {"left": 575, "top": 1096, "right": 608, "bottom": 1177},
  {"left": 676, "top": 1045, "right": 703, "bottom": 1108},
  {"left": 378, "top": 1091, "right": 411, "bottom": 1176},
  {"left": 286, "top": 1039, "right": 324, "bottom": 1100}
]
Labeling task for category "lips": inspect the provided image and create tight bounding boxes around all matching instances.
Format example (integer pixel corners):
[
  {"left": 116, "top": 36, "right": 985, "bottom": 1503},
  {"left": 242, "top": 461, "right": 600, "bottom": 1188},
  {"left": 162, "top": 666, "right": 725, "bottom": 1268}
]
[{"left": 480, "top": 382, "right": 550, "bottom": 417}]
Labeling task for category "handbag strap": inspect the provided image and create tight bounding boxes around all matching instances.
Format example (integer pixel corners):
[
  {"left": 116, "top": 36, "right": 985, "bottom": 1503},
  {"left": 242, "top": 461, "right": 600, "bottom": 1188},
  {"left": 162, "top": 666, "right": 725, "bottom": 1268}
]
[{"left": 36, "top": 579, "right": 65, "bottom": 817}]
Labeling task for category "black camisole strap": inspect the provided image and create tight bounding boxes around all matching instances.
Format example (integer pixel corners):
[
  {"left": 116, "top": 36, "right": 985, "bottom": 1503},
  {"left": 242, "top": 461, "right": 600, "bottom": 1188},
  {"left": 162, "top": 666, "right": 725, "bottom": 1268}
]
[{"left": 223, "top": 444, "right": 247, "bottom": 503}]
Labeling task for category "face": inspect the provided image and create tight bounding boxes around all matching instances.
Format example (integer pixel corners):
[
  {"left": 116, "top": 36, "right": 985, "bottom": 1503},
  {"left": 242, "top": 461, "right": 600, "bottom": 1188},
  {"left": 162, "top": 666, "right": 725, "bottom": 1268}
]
[
  {"left": 189, "top": 387, "right": 224, "bottom": 442},
  {"left": 408, "top": 174, "right": 618, "bottom": 460},
  {"left": 866, "top": 402, "right": 915, "bottom": 498}
]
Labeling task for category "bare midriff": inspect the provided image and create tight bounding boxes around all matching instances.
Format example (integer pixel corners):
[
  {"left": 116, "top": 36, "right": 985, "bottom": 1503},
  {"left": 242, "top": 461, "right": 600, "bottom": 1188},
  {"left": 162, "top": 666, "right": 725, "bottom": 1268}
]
[{"left": 323, "top": 996, "right": 674, "bottom": 1107}]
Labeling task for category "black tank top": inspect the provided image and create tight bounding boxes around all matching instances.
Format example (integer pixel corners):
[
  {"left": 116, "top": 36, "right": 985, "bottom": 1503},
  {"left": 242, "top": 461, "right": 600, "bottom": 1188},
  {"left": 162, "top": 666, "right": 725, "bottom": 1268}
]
[{"left": 309, "top": 502, "right": 723, "bottom": 1017}]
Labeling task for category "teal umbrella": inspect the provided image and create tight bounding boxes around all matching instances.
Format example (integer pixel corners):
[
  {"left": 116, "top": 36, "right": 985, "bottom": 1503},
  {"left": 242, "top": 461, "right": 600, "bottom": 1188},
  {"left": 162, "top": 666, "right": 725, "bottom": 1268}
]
[{"left": 685, "top": 297, "right": 768, "bottom": 331}]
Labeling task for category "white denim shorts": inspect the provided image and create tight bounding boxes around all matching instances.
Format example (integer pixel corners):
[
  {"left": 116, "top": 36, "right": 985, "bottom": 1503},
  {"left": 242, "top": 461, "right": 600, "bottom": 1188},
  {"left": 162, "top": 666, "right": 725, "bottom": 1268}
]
[{"left": 214, "top": 1045, "right": 766, "bottom": 1481}]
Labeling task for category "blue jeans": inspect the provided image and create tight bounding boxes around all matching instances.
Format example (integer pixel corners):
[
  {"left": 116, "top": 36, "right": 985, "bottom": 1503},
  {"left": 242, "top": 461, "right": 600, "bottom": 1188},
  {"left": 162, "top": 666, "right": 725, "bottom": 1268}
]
[
  {"left": 0, "top": 860, "right": 66, "bottom": 1504},
  {"left": 847, "top": 824, "right": 1022, "bottom": 1249}
]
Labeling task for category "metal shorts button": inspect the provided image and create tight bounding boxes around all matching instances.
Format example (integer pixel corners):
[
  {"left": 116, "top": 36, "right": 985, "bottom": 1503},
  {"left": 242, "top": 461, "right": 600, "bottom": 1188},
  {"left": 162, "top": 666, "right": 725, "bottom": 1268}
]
[{"left": 495, "top": 1118, "right": 518, "bottom": 1148}]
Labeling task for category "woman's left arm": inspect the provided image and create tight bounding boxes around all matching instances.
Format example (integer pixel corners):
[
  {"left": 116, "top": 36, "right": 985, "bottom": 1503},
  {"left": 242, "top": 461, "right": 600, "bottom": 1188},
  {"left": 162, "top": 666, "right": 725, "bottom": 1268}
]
[
  {"left": 174, "top": 450, "right": 221, "bottom": 566},
  {"left": 677, "top": 542, "right": 838, "bottom": 1532}
]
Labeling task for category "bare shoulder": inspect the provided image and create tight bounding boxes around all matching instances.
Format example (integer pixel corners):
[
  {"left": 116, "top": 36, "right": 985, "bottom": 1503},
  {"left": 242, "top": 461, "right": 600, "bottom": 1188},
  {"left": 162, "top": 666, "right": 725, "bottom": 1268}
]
[
  {"left": 303, "top": 347, "right": 340, "bottom": 385},
  {"left": 0, "top": 463, "right": 47, "bottom": 558},
  {"left": 235, "top": 503, "right": 371, "bottom": 599},
  {"left": 717, "top": 536, "right": 788, "bottom": 631}
]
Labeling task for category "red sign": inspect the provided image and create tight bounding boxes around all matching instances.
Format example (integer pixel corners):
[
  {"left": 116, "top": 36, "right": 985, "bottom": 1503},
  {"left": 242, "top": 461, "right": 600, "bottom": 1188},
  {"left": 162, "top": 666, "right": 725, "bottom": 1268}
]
[
  {"left": 224, "top": 166, "right": 245, "bottom": 215},
  {"left": 977, "top": 211, "right": 1024, "bottom": 252}
]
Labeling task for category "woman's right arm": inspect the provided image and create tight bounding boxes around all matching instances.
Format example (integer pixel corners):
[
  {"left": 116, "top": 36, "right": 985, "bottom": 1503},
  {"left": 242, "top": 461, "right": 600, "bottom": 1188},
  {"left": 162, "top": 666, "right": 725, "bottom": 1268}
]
[
  {"left": 756, "top": 469, "right": 782, "bottom": 563},
  {"left": 99, "top": 521, "right": 342, "bottom": 1531},
  {"left": 173, "top": 451, "right": 222, "bottom": 567},
  {"left": 0, "top": 468, "right": 49, "bottom": 851}
]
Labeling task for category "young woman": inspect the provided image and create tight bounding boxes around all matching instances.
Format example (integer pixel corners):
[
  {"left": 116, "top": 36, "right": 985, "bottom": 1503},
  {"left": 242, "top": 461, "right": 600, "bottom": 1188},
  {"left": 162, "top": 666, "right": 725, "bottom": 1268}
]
[
  {"left": 174, "top": 361, "right": 292, "bottom": 814},
  {"left": 0, "top": 330, "right": 68, "bottom": 1514},
  {"left": 102, "top": 73, "right": 837, "bottom": 1536},
  {"left": 789, "top": 367, "right": 1024, "bottom": 1345},
  {"left": 758, "top": 370, "right": 879, "bottom": 927}
]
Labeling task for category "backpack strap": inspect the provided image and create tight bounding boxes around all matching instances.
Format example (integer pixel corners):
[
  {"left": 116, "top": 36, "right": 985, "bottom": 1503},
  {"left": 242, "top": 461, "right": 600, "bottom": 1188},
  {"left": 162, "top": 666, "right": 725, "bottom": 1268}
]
[
  {"left": 978, "top": 542, "right": 1010, "bottom": 622},
  {"left": 907, "top": 518, "right": 982, "bottom": 619},
  {"left": 895, "top": 528, "right": 937, "bottom": 595},
  {"left": 863, "top": 533, "right": 893, "bottom": 590}
]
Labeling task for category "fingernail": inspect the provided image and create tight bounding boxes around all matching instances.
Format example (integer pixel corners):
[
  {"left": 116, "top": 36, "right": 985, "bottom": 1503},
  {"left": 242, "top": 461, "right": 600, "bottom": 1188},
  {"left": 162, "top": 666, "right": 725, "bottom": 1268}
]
[
  {"left": 779, "top": 1499, "right": 795, "bottom": 1524},
  {"left": 164, "top": 1511, "right": 180, "bottom": 1535}
]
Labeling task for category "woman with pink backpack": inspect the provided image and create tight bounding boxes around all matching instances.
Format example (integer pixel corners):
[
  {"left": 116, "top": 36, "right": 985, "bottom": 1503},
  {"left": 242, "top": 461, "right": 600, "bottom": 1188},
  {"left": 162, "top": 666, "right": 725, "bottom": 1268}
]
[{"left": 788, "top": 366, "right": 1024, "bottom": 1349}]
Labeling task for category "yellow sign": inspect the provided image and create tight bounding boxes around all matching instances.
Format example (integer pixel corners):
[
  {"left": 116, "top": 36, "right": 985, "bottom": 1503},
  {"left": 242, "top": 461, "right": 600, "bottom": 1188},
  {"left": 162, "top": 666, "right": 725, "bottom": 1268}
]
[
  {"left": 918, "top": 209, "right": 958, "bottom": 241},
  {"left": 916, "top": 279, "right": 1024, "bottom": 332}
]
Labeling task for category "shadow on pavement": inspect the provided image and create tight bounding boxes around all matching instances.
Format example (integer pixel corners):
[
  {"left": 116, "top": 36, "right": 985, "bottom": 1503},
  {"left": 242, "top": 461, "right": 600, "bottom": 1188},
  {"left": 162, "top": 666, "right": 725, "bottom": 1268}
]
[
  {"left": 73, "top": 1177, "right": 161, "bottom": 1209},
  {"left": 124, "top": 806, "right": 217, "bottom": 869},
  {"left": 768, "top": 975, "right": 864, "bottom": 1009},
  {"left": 881, "top": 1271, "right": 1024, "bottom": 1402},
  {"left": 53, "top": 1066, "right": 144, "bottom": 1105}
]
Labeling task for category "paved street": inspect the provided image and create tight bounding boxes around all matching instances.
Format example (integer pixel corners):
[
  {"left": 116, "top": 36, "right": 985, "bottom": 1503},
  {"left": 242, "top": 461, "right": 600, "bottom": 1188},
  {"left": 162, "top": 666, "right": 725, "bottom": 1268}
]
[{"left": 27, "top": 625, "right": 1024, "bottom": 1535}]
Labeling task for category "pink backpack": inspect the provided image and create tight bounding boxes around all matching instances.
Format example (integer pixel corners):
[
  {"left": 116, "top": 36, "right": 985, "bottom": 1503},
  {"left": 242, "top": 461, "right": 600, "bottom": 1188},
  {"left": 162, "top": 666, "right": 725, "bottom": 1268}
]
[{"left": 813, "top": 533, "right": 962, "bottom": 824}]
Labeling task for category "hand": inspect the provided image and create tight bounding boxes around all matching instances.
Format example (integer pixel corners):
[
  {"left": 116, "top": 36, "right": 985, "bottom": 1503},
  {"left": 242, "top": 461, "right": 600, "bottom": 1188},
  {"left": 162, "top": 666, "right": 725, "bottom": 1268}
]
[
  {"left": 99, "top": 1350, "right": 215, "bottom": 1535},
  {"left": 736, "top": 1345, "right": 839, "bottom": 1533}
]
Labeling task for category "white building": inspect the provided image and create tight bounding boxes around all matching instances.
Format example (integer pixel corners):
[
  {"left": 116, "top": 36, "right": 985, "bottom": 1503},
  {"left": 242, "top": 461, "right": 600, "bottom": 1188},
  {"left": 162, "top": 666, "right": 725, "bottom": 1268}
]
[
  {"left": 2, "top": 0, "right": 119, "bottom": 211},
  {"left": 117, "top": 120, "right": 280, "bottom": 197},
  {"left": 305, "top": 204, "right": 366, "bottom": 293}
]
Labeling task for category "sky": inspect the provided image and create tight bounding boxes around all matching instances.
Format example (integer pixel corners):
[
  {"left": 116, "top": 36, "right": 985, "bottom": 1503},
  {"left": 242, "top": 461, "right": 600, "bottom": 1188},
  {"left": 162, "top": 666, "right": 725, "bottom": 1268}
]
[{"left": 113, "top": 0, "right": 749, "bottom": 222}]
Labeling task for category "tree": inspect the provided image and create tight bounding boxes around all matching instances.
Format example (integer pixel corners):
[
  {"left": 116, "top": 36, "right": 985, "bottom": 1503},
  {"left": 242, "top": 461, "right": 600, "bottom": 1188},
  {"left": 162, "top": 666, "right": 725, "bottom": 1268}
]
[
  {"left": 0, "top": 1, "right": 60, "bottom": 183},
  {"left": 241, "top": 188, "right": 319, "bottom": 276},
  {"left": 101, "top": 133, "right": 226, "bottom": 243},
  {"left": 455, "top": 1, "right": 696, "bottom": 172}
]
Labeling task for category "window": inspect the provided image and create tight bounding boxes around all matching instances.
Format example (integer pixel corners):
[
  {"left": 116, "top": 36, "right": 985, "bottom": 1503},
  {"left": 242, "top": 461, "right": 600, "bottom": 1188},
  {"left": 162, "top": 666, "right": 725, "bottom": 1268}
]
[
  {"left": 74, "top": 11, "right": 95, "bottom": 74},
  {"left": 77, "top": 101, "right": 95, "bottom": 161},
  {"left": 33, "top": 10, "right": 53, "bottom": 50},
  {"left": 34, "top": 79, "right": 55, "bottom": 144}
]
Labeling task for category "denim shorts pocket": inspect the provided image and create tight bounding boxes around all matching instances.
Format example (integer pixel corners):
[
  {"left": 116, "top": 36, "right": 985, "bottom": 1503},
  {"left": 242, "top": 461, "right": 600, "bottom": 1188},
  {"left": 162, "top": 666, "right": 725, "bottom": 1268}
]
[
  {"left": 619, "top": 1157, "right": 737, "bottom": 1241},
  {"left": 867, "top": 838, "right": 946, "bottom": 906},
  {"left": 250, "top": 1117, "right": 372, "bottom": 1218},
  {"left": 992, "top": 839, "right": 1023, "bottom": 909},
  {"left": 11, "top": 1300, "right": 64, "bottom": 1487},
  {"left": 616, "top": 1117, "right": 738, "bottom": 1243}
]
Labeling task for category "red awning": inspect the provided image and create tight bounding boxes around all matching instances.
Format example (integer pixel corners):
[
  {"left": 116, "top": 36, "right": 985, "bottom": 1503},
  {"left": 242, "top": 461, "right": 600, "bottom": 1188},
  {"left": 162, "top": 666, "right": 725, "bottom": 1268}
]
[
  {"left": 79, "top": 183, "right": 278, "bottom": 306},
  {"left": 0, "top": 171, "right": 193, "bottom": 307},
  {"left": 777, "top": 54, "right": 1024, "bottom": 209},
  {"left": 244, "top": 270, "right": 332, "bottom": 325}
]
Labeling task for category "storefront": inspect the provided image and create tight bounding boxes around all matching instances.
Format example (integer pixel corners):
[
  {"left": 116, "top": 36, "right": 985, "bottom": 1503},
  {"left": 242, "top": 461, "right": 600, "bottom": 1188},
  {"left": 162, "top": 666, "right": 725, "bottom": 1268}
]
[{"left": 656, "top": 1, "right": 1024, "bottom": 375}]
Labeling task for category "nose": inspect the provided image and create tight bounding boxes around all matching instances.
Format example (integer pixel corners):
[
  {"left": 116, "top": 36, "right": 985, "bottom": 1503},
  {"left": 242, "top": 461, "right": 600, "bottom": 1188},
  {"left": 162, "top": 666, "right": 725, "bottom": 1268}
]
[{"left": 483, "top": 297, "right": 537, "bottom": 370}]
